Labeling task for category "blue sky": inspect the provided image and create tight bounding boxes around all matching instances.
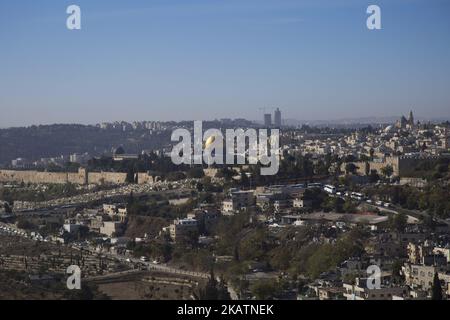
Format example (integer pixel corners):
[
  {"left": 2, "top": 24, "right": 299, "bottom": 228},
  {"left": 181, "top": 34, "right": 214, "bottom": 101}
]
[{"left": 1, "top": 0, "right": 449, "bottom": 127}]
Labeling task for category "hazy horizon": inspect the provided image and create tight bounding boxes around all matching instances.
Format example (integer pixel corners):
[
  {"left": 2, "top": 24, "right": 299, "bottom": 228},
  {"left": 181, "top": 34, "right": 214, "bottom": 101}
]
[
  {"left": 1, "top": 113, "right": 450, "bottom": 130},
  {"left": 1, "top": 0, "right": 450, "bottom": 127}
]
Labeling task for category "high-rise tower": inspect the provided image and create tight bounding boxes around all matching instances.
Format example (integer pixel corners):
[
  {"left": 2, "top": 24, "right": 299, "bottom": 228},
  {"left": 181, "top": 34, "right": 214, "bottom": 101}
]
[
  {"left": 274, "top": 108, "right": 282, "bottom": 128},
  {"left": 264, "top": 114, "right": 272, "bottom": 127},
  {"left": 408, "top": 110, "right": 414, "bottom": 127}
]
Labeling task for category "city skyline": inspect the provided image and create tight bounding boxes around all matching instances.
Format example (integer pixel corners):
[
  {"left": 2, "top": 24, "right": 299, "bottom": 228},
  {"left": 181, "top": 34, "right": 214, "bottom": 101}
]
[
  {"left": 1, "top": 109, "right": 449, "bottom": 129},
  {"left": 1, "top": 0, "right": 450, "bottom": 127}
]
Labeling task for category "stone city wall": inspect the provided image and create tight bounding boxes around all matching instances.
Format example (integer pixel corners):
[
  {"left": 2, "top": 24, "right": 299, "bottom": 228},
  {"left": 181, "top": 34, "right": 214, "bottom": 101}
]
[
  {"left": 137, "top": 172, "right": 157, "bottom": 184},
  {"left": 345, "top": 156, "right": 400, "bottom": 177},
  {"left": 348, "top": 155, "right": 446, "bottom": 178},
  {"left": 0, "top": 170, "right": 68, "bottom": 184},
  {"left": 87, "top": 172, "right": 127, "bottom": 185},
  {"left": 0, "top": 169, "right": 156, "bottom": 185}
]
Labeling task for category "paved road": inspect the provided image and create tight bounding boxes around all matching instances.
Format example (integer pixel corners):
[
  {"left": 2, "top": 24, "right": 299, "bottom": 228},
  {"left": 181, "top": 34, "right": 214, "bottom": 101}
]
[
  {"left": 14, "top": 187, "right": 193, "bottom": 215},
  {"left": 392, "top": 205, "right": 450, "bottom": 226},
  {"left": 90, "top": 253, "right": 210, "bottom": 280},
  {"left": 363, "top": 204, "right": 419, "bottom": 224}
]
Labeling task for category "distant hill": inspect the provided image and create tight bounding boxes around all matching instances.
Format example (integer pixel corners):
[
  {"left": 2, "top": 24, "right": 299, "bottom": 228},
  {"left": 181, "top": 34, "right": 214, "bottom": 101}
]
[{"left": 0, "top": 124, "right": 171, "bottom": 165}]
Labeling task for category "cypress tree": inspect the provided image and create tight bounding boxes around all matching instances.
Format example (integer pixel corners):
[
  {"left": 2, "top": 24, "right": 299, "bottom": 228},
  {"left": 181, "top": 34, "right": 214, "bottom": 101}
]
[{"left": 431, "top": 272, "right": 443, "bottom": 300}]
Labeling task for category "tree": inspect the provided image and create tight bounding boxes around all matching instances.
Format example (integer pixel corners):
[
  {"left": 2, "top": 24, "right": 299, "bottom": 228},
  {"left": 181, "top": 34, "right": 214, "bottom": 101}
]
[
  {"left": 216, "top": 166, "right": 236, "bottom": 180},
  {"left": 431, "top": 272, "right": 443, "bottom": 300},
  {"left": 381, "top": 165, "right": 394, "bottom": 178},
  {"left": 240, "top": 172, "right": 250, "bottom": 187},
  {"left": 187, "top": 167, "right": 205, "bottom": 179},
  {"left": 343, "top": 199, "right": 357, "bottom": 213},
  {"left": 421, "top": 214, "right": 436, "bottom": 231},
  {"left": 233, "top": 244, "right": 240, "bottom": 262},
  {"left": 196, "top": 182, "right": 204, "bottom": 192},
  {"left": 391, "top": 260, "right": 404, "bottom": 284},
  {"left": 345, "top": 163, "right": 358, "bottom": 175},
  {"left": 127, "top": 191, "right": 135, "bottom": 207},
  {"left": 4, "top": 202, "right": 12, "bottom": 213},
  {"left": 197, "top": 269, "right": 230, "bottom": 300},
  {"left": 364, "top": 162, "right": 370, "bottom": 176},
  {"left": 306, "top": 229, "right": 366, "bottom": 279},
  {"left": 322, "top": 196, "right": 344, "bottom": 213},
  {"left": 369, "top": 170, "right": 380, "bottom": 183},
  {"left": 126, "top": 167, "right": 136, "bottom": 183},
  {"left": 389, "top": 213, "right": 407, "bottom": 233},
  {"left": 166, "top": 171, "right": 186, "bottom": 181},
  {"left": 250, "top": 279, "right": 280, "bottom": 300},
  {"left": 389, "top": 213, "right": 408, "bottom": 232}
]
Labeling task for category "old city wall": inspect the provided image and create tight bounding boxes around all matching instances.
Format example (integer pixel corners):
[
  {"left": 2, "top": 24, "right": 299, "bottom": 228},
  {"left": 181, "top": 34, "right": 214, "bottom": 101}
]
[
  {"left": 351, "top": 155, "right": 446, "bottom": 178},
  {"left": 0, "top": 169, "right": 131, "bottom": 185},
  {"left": 0, "top": 170, "right": 69, "bottom": 184},
  {"left": 67, "top": 168, "right": 88, "bottom": 185},
  {"left": 137, "top": 172, "right": 157, "bottom": 184},
  {"left": 87, "top": 172, "right": 128, "bottom": 185},
  {"left": 349, "top": 156, "right": 400, "bottom": 177},
  {"left": 396, "top": 155, "right": 431, "bottom": 177},
  {"left": 367, "top": 157, "right": 400, "bottom": 176}
]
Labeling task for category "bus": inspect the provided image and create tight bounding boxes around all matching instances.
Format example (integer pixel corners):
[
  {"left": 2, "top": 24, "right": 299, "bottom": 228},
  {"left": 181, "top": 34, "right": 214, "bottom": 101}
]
[
  {"left": 351, "top": 192, "right": 364, "bottom": 201},
  {"left": 324, "top": 185, "right": 337, "bottom": 194}
]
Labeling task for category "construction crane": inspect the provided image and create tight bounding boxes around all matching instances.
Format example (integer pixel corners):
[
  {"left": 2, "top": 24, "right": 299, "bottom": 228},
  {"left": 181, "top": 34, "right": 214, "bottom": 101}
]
[{"left": 258, "top": 107, "right": 275, "bottom": 114}]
